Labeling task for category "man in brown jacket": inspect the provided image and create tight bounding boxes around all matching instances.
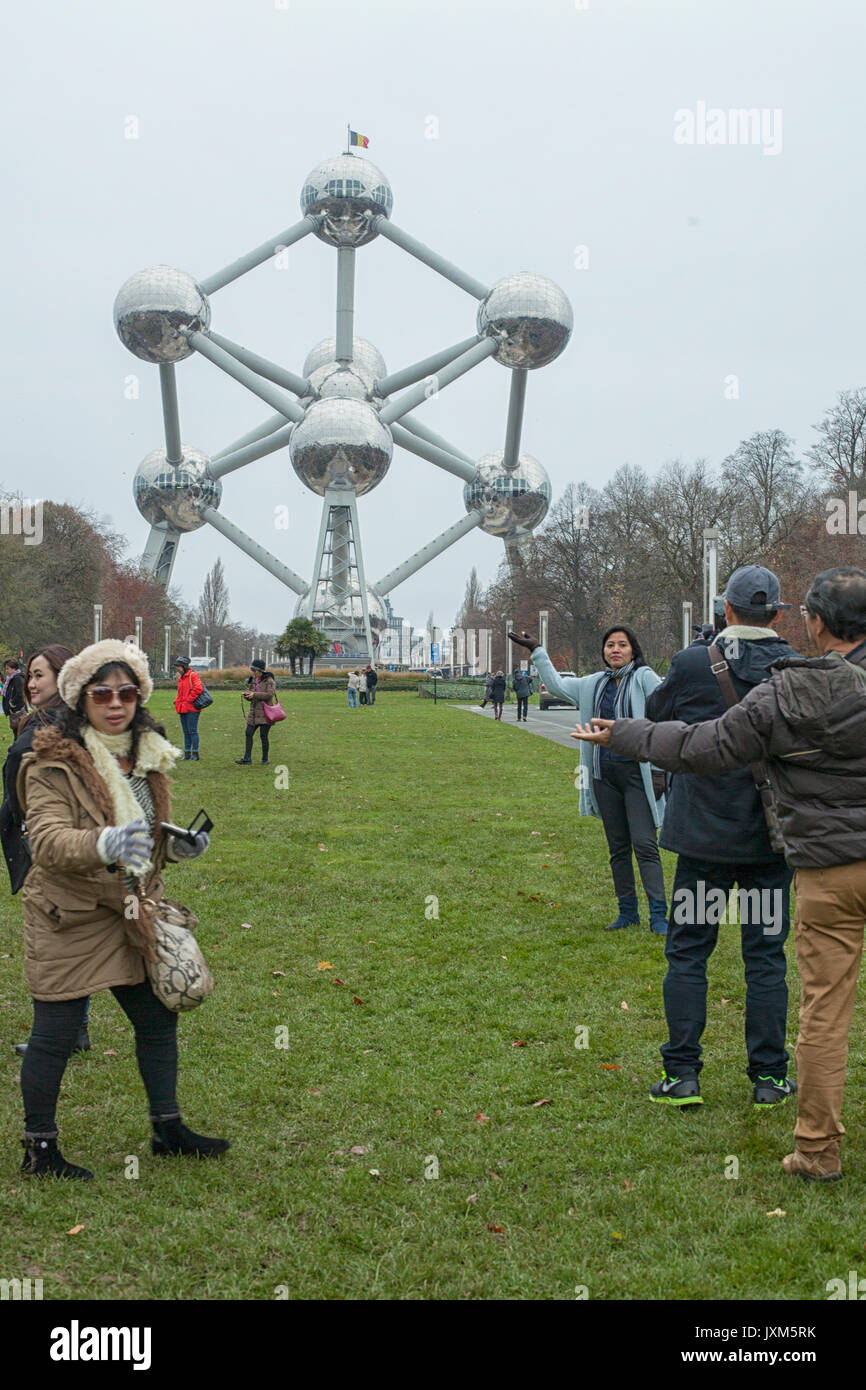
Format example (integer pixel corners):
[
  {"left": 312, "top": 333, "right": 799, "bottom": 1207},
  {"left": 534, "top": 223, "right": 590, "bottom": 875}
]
[{"left": 573, "top": 566, "right": 866, "bottom": 1181}]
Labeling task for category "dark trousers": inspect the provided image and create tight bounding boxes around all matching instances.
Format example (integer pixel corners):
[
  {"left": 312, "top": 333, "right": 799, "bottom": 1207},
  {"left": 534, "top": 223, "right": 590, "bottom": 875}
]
[
  {"left": 179, "top": 710, "right": 200, "bottom": 752},
  {"left": 661, "top": 854, "right": 792, "bottom": 1080},
  {"left": 516, "top": 696, "right": 528, "bottom": 719},
  {"left": 592, "top": 762, "right": 665, "bottom": 900},
  {"left": 244, "top": 723, "right": 270, "bottom": 759},
  {"left": 368, "top": 688, "right": 376, "bottom": 705},
  {"left": 21, "top": 980, "right": 179, "bottom": 1132}
]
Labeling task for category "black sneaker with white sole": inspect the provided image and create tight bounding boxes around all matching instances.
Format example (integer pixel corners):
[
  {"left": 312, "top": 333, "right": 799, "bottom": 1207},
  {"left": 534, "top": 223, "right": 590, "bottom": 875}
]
[
  {"left": 649, "top": 1073, "right": 702, "bottom": 1106},
  {"left": 753, "top": 1075, "right": 797, "bottom": 1108}
]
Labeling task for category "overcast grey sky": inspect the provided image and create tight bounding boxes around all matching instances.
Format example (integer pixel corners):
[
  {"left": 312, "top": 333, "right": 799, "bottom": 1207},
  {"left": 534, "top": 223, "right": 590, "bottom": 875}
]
[{"left": 4, "top": 0, "right": 864, "bottom": 636}]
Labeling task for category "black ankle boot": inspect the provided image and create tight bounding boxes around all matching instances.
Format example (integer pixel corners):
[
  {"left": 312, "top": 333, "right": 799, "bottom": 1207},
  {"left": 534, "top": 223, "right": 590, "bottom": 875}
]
[
  {"left": 21, "top": 1132, "right": 93, "bottom": 1180},
  {"left": 73, "top": 1025, "right": 91, "bottom": 1053},
  {"left": 151, "top": 1114, "right": 230, "bottom": 1158}
]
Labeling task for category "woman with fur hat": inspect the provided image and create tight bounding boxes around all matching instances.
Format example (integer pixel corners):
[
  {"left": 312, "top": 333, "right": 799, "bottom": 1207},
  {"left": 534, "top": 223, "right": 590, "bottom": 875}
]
[
  {"left": 235, "top": 658, "right": 276, "bottom": 765},
  {"left": 16, "top": 639, "right": 229, "bottom": 1179}
]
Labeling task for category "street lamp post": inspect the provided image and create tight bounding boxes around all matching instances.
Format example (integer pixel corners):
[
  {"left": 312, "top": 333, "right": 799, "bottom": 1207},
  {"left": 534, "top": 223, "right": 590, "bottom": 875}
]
[
  {"left": 164, "top": 625, "right": 171, "bottom": 674},
  {"left": 93, "top": 604, "right": 103, "bottom": 644}
]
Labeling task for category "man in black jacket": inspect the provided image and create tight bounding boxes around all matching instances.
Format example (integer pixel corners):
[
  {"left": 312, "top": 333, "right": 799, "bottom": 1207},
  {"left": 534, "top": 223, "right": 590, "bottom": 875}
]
[
  {"left": 2, "top": 659, "right": 26, "bottom": 734},
  {"left": 573, "top": 566, "right": 866, "bottom": 1180},
  {"left": 642, "top": 566, "right": 798, "bottom": 1109},
  {"left": 365, "top": 665, "right": 378, "bottom": 706}
]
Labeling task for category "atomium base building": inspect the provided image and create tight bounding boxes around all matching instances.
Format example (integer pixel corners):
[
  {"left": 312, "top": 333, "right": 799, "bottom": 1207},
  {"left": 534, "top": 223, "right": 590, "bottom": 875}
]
[{"left": 114, "top": 151, "right": 572, "bottom": 661}]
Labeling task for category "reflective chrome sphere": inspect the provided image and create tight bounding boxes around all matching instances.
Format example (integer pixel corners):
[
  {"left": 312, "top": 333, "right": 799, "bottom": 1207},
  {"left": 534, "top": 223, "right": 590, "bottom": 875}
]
[
  {"left": 114, "top": 267, "right": 211, "bottom": 363},
  {"left": 302, "top": 337, "right": 386, "bottom": 382},
  {"left": 477, "top": 273, "right": 573, "bottom": 369},
  {"left": 295, "top": 585, "right": 388, "bottom": 649},
  {"left": 463, "top": 452, "right": 551, "bottom": 538},
  {"left": 299, "top": 154, "right": 393, "bottom": 247},
  {"left": 305, "top": 361, "right": 378, "bottom": 404},
  {"left": 133, "top": 448, "right": 221, "bottom": 532},
  {"left": 290, "top": 399, "right": 392, "bottom": 496}
]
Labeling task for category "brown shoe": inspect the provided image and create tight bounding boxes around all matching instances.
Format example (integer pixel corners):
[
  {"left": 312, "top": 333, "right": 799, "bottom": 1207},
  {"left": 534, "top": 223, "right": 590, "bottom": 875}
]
[{"left": 781, "top": 1146, "right": 842, "bottom": 1181}]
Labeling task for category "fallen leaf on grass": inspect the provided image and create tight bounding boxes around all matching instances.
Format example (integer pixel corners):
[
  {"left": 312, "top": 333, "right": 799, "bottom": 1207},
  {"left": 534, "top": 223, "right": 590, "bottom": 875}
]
[
  {"left": 434, "top": 1109, "right": 442, "bottom": 1117},
  {"left": 488, "top": 1169, "right": 501, "bottom": 1181},
  {"left": 317, "top": 844, "right": 327, "bottom": 851},
  {"left": 308, "top": 1089, "right": 322, "bottom": 1095},
  {"left": 102, "top": 1049, "right": 118, "bottom": 1057},
  {"left": 532, "top": 1098, "right": 552, "bottom": 1107},
  {"left": 349, "top": 1145, "right": 369, "bottom": 1156},
  {"left": 329, "top": 1149, "right": 345, "bottom": 1156},
  {"left": 601, "top": 1064, "right": 621, "bottom": 1071},
  {"left": 620, "top": 1001, "right": 629, "bottom": 1011},
  {"left": 241, "top": 923, "right": 253, "bottom": 931},
  {"left": 612, "top": 1231, "right": 624, "bottom": 1240},
  {"left": 368, "top": 1169, "right": 381, "bottom": 1178},
  {"left": 766, "top": 1208, "right": 786, "bottom": 1218},
  {"left": 487, "top": 1224, "right": 506, "bottom": 1233},
  {"left": 475, "top": 1112, "right": 490, "bottom": 1125},
  {"left": 333, "top": 979, "right": 345, "bottom": 987},
  {"left": 512, "top": 1040, "right": 527, "bottom": 1047},
  {"left": 623, "top": 1179, "right": 635, "bottom": 1191},
  {"left": 271, "top": 970, "right": 286, "bottom": 978},
  {"left": 317, "top": 962, "right": 333, "bottom": 971},
  {"left": 353, "top": 996, "right": 363, "bottom": 1006},
  {"left": 466, "top": 1193, "right": 479, "bottom": 1203},
  {"left": 67, "top": 1225, "right": 85, "bottom": 1236}
]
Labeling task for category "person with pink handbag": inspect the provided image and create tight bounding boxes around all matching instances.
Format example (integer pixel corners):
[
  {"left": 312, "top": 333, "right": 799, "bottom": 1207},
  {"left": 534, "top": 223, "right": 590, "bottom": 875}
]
[{"left": 235, "top": 659, "right": 281, "bottom": 765}]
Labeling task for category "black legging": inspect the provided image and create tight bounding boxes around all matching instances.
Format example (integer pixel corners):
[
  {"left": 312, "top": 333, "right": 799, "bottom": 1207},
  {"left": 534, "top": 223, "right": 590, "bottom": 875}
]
[
  {"left": 244, "top": 723, "right": 270, "bottom": 759},
  {"left": 21, "top": 980, "right": 178, "bottom": 1132}
]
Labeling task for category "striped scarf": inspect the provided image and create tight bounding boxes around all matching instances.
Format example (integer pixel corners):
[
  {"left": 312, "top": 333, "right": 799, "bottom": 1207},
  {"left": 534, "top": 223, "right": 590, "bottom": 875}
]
[{"left": 590, "top": 661, "right": 636, "bottom": 780}]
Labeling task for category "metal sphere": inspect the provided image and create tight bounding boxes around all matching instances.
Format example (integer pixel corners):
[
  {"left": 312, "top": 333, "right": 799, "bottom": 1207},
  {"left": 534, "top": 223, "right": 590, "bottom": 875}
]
[
  {"left": 290, "top": 399, "right": 392, "bottom": 496},
  {"left": 295, "top": 585, "right": 388, "bottom": 649},
  {"left": 133, "top": 448, "right": 221, "bottom": 532},
  {"left": 299, "top": 154, "right": 393, "bottom": 247},
  {"left": 477, "top": 273, "right": 573, "bottom": 369},
  {"left": 114, "top": 267, "right": 211, "bottom": 363},
  {"left": 305, "top": 361, "right": 378, "bottom": 404},
  {"left": 463, "top": 452, "right": 551, "bottom": 538},
  {"left": 302, "top": 337, "right": 386, "bottom": 382}
]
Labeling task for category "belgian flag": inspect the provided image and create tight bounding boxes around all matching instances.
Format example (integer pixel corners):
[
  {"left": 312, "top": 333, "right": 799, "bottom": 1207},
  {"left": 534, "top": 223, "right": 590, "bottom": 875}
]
[{"left": 348, "top": 130, "right": 369, "bottom": 149}]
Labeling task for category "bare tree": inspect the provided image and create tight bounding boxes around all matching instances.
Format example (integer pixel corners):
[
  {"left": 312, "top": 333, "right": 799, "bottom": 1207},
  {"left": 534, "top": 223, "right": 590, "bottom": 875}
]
[
  {"left": 197, "top": 558, "right": 230, "bottom": 631},
  {"left": 721, "top": 429, "right": 814, "bottom": 562},
  {"left": 807, "top": 388, "right": 866, "bottom": 490}
]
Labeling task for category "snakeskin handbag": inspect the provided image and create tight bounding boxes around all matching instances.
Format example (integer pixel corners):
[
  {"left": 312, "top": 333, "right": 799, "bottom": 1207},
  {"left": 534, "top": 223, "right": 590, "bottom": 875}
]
[{"left": 143, "top": 898, "right": 214, "bottom": 1012}]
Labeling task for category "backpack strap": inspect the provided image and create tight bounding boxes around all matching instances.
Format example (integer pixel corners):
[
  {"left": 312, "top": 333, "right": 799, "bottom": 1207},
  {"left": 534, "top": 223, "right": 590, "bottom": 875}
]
[{"left": 706, "top": 643, "right": 785, "bottom": 854}]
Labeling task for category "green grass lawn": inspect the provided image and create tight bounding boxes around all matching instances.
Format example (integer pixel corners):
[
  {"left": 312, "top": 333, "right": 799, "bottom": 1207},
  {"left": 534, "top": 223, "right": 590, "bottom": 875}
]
[{"left": 0, "top": 690, "right": 862, "bottom": 1301}]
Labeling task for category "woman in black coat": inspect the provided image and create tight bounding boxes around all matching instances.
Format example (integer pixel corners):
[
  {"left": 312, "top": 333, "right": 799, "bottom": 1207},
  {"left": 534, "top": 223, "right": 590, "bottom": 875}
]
[
  {"left": 1, "top": 646, "right": 84, "bottom": 1056},
  {"left": 490, "top": 670, "right": 507, "bottom": 721}
]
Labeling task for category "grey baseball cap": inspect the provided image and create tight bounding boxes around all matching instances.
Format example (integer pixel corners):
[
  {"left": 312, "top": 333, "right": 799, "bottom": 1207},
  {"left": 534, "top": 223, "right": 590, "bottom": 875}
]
[{"left": 724, "top": 565, "right": 792, "bottom": 614}]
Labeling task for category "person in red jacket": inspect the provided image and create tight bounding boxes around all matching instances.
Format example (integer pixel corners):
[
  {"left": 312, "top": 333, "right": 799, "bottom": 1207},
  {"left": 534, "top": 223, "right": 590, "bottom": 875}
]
[{"left": 173, "top": 658, "right": 203, "bottom": 761}]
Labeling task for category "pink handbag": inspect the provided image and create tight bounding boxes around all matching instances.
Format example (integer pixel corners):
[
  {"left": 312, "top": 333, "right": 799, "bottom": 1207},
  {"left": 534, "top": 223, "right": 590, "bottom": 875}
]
[{"left": 262, "top": 699, "right": 286, "bottom": 724}]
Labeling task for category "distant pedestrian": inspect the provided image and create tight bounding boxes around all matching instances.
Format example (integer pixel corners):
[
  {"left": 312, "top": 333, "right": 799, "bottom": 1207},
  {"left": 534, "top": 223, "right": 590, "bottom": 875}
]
[
  {"left": 491, "top": 670, "right": 506, "bottom": 720},
  {"left": 365, "top": 665, "right": 378, "bottom": 705},
  {"left": 236, "top": 659, "right": 277, "bottom": 764},
  {"left": 173, "top": 658, "right": 203, "bottom": 761},
  {"left": 479, "top": 672, "right": 494, "bottom": 709},
  {"left": 512, "top": 667, "right": 532, "bottom": 722},
  {"left": 347, "top": 670, "right": 360, "bottom": 708},
  {"left": 3, "top": 659, "right": 26, "bottom": 735},
  {"left": 359, "top": 669, "right": 368, "bottom": 706}
]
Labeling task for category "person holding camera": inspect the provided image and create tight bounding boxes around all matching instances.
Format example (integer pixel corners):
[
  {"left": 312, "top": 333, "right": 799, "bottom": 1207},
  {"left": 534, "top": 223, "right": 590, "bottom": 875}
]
[
  {"left": 173, "top": 656, "right": 203, "bottom": 761},
  {"left": 639, "top": 566, "right": 799, "bottom": 1110},
  {"left": 510, "top": 625, "right": 669, "bottom": 934},
  {"left": 16, "top": 639, "right": 227, "bottom": 1179},
  {"left": 236, "top": 658, "right": 276, "bottom": 764}
]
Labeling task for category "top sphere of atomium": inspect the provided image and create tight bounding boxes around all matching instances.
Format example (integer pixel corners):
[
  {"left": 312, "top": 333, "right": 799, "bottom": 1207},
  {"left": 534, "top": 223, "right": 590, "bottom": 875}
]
[
  {"left": 464, "top": 452, "right": 551, "bottom": 538},
  {"left": 133, "top": 447, "right": 221, "bottom": 532},
  {"left": 302, "top": 337, "right": 387, "bottom": 383},
  {"left": 290, "top": 399, "right": 393, "bottom": 496},
  {"left": 300, "top": 154, "right": 393, "bottom": 248},
  {"left": 114, "top": 267, "right": 211, "bottom": 363},
  {"left": 477, "top": 273, "right": 573, "bottom": 369}
]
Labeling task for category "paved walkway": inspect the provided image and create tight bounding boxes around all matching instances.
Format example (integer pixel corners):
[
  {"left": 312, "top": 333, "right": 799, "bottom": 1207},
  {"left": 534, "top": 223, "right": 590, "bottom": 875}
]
[{"left": 453, "top": 702, "right": 581, "bottom": 750}]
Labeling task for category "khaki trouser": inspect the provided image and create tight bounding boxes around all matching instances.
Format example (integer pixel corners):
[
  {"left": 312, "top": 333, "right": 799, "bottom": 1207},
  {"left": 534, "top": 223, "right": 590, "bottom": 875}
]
[{"left": 793, "top": 861, "right": 866, "bottom": 1151}]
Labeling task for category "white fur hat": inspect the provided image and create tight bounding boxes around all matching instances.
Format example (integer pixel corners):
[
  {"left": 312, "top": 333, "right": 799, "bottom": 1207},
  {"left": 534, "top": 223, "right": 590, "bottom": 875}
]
[{"left": 57, "top": 639, "right": 154, "bottom": 710}]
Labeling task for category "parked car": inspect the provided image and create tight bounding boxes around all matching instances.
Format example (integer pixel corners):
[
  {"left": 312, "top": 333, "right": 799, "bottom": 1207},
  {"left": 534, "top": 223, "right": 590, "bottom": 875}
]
[
  {"left": 539, "top": 671, "right": 577, "bottom": 710},
  {"left": 188, "top": 657, "right": 217, "bottom": 671}
]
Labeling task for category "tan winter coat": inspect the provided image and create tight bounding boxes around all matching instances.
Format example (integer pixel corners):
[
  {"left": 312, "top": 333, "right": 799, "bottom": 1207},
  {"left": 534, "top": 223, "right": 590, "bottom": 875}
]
[
  {"left": 245, "top": 674, "right": 276, "bottom": 726},
  {"left": 17, "top": 726, "right": 173, "bottom": 1001}
]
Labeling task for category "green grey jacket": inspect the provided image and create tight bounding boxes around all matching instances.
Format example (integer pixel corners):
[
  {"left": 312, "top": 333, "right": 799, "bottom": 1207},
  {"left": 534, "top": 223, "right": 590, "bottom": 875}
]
[{"left": 608, "top": 644, "right": 866, "bottom": 869}]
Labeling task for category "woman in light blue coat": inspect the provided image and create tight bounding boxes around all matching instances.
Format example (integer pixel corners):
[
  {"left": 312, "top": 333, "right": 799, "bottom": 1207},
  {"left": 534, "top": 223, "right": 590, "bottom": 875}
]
[{"left": 510, "top": 625, "right": 669, "bottom": 934}]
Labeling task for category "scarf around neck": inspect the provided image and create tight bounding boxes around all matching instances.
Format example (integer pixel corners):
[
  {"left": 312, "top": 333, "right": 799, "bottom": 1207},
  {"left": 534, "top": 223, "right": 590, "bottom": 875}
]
[
  {"left": 590, "top": 660, "right": 638, "bottom": 780},
  {"left": 82, "top": 725, "right": 182, "bottom": 879}
]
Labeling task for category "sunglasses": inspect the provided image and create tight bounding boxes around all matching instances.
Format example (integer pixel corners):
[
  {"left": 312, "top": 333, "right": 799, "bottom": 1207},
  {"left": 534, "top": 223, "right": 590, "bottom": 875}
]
[{"left": 86, "top": 684, "right": 139, "bottom": 705}]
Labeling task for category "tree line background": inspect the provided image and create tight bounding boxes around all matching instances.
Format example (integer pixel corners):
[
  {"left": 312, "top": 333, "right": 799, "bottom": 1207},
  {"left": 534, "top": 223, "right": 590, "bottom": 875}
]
[
  {"left": 455, "top": 388, "right": 866, "bottom": 673},
  {"left": 0, "top": 505, "right": 276, "bottom": 672}
]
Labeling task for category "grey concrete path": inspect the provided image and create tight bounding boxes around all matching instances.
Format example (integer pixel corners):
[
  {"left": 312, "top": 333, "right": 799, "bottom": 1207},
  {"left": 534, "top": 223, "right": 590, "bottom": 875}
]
[{"left": 453, "top": 702, "right": 581, "bottom": 750}]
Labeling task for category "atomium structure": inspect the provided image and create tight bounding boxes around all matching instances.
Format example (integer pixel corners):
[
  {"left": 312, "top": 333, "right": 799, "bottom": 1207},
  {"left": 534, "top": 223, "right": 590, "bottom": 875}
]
[{"left": 114, "top": 151, "right": 573, "bottom": 660}]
